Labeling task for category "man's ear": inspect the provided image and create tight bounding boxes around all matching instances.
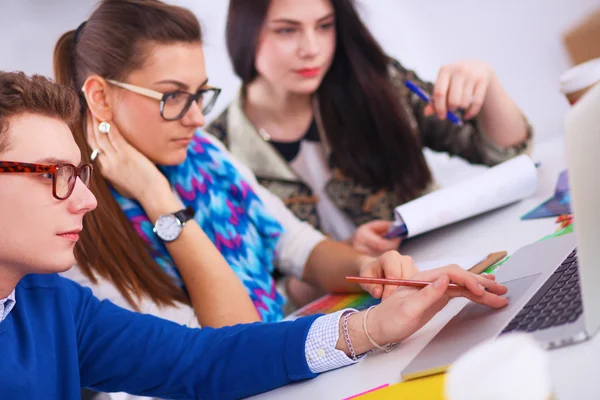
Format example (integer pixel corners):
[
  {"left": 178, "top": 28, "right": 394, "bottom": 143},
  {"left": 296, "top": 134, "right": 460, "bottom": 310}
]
[{"left": 81, "top": 75, "right": 114, "bottom": 122}]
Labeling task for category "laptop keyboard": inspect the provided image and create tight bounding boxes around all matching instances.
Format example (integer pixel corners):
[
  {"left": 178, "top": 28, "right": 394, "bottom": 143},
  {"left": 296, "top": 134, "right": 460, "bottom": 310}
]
[{"left": 501, "top": 248, "right": 583, "bottom": 335}]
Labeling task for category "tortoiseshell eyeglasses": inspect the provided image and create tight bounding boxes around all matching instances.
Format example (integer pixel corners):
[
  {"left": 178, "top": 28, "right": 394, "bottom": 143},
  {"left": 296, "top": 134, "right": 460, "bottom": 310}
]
[{"left": 0, "top": 161, "right": 93, "bottom": 200}]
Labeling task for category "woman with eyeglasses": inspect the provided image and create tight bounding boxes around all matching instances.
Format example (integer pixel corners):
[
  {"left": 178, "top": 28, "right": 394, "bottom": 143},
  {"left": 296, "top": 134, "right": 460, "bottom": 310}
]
[
  {"left": 52, "top": 0, "right": 433, "bottom": 334},
  {"left": 206, "top": 0, "right": 534, "bottom": 305}
]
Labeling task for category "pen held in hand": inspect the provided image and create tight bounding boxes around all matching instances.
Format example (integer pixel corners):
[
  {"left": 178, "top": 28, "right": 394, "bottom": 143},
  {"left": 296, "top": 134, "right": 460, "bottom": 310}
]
[
  {"left": 346, "top": 276, "right": 461, "bottom": 288},
  {"left": 405, "top": 80, "right": 463, "bottom": 126}
]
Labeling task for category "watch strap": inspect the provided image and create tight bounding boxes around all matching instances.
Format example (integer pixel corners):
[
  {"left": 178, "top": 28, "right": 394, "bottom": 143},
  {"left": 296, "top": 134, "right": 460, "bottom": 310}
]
[{"left": 173, "top": 206, "right": 195, "bottom": 224}]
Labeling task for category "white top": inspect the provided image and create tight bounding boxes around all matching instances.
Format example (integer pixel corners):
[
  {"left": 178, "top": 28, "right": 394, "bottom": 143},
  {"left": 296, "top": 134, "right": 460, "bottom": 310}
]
[{"left": 289, "top": 140, "right": 357, "bottom": 240}]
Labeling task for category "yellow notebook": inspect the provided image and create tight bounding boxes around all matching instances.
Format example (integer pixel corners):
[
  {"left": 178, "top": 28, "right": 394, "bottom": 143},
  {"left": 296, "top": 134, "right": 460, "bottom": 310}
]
[{"left": 358, "top": 373, "right": 445, "bottom": 400}]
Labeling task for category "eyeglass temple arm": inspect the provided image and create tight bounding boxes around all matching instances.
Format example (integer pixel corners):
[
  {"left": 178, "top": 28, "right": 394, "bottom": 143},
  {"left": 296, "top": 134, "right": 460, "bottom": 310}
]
[{"left": 105, "top": 79, "right": 164, "bottom": 101}]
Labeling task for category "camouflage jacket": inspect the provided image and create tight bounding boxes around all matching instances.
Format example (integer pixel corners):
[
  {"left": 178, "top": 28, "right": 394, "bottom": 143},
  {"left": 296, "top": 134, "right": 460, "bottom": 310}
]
[{"left": 205, "top": 59, "right": 533, "bottom": 232}]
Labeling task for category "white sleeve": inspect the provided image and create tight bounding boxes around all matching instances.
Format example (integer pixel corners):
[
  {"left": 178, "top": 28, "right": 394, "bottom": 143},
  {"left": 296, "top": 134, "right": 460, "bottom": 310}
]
[
  {"left": 60, "top": 265, "right": 200, "bottom": 329},
  {"left": 203, "top": 133, "right": 326, "bottom": 279},
  {"left": 60, "top": 266, "right": 136, "bottom": 312}
]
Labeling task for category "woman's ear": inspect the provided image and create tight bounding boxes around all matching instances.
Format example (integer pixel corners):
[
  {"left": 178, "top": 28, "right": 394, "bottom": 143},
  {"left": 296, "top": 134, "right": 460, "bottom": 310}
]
[{"left": 82, "top": 75, "right": 114, "bottom": 122}]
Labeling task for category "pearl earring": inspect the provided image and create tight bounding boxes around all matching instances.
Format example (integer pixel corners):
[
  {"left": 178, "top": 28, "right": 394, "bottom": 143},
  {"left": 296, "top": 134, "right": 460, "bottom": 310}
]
[{"left": 98, "top": 121, "right": 111, "bottom": 134}]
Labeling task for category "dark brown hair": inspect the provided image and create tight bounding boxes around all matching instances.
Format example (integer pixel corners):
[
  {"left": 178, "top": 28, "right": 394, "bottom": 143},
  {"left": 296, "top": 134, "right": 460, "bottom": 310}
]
[
  {"left": 0, "top": 71, "right": 80, "bottom": 153},
  {"left": 226, "top": 0, "right": 432, "bottom": 201},
  {"left": 53, "top": 0, "right": 202, "bottom": 308}
]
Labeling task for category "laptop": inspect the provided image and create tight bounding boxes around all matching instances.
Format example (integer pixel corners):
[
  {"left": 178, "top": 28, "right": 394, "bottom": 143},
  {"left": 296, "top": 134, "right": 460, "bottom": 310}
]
[{"left": 402, "top": 81, "right": 600, "bottom": 381}]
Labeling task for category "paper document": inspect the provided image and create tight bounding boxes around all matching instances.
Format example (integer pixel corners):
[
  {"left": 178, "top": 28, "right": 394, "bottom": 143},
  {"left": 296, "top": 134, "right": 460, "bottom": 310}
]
[{"left": 390, "top": 154, "right": 537, "bottom": 238}]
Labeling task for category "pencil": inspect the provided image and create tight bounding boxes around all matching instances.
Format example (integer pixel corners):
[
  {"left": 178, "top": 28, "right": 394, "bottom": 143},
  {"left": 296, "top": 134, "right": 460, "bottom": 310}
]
[{"left": 346, "top": 276, "right": 461, "bottom": 288}]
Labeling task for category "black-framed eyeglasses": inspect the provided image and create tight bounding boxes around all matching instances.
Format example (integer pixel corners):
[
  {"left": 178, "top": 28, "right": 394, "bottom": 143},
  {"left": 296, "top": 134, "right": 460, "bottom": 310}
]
[
  {"left": 106, "top": 79, "right": 221, "bottom": 121},
  {"left": 0, "top": 161, "right": 93, "bottom": 200}
]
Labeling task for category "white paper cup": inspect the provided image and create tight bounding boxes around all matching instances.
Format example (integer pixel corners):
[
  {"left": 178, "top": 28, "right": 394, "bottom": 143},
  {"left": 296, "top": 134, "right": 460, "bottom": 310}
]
[{"left": 560, "top": 58, "right": 600, "bottom": 105}]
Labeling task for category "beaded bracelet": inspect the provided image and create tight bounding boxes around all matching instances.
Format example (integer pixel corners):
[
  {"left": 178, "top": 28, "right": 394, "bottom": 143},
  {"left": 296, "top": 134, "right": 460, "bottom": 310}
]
[
  {"left": 342, "top": 311, "right": 359, "bottom": 361},
  {"left": 363, "top": 306, "right": 395, "bottom": 352}
]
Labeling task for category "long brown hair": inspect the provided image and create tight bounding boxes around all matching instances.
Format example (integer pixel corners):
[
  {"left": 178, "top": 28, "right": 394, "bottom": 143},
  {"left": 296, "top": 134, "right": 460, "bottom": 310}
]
[
  {"left": 226, "top": 0, "right": 432, "bottom": 201},
  {"left": 53, "top": 0, "right": 201, "bottom": 308}
]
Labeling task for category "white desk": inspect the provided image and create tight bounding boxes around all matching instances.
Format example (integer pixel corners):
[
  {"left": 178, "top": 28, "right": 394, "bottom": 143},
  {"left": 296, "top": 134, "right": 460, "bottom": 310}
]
[{"left": 253, "top": 135, "right": 598, "bottom": 400}]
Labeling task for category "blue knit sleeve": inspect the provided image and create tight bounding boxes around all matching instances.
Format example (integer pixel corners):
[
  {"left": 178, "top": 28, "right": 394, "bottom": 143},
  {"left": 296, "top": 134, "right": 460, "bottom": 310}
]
[{"left": 61, "top": 277, "right": 319, "bottom": 399}]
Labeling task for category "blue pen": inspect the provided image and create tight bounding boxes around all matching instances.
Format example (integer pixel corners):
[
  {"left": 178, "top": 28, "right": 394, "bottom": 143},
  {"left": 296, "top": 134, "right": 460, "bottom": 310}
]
[{"left": 404, "top": 80, "right": 463, "bottom": 126}]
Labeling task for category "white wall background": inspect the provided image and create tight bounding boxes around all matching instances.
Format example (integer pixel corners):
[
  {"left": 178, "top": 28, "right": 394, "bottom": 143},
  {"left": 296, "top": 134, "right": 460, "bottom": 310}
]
[{"left": 1, "top": 0, "right": 598, "bottom": 142}]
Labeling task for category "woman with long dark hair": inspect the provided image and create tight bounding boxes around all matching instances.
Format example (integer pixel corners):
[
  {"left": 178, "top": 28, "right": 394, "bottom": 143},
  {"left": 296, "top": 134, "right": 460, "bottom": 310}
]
[
  {"left": 211, "top": 0, "right": 532, "bottom": 244},
  {"left": 207, "top": 0, "right": 532, "bottom": 305}
]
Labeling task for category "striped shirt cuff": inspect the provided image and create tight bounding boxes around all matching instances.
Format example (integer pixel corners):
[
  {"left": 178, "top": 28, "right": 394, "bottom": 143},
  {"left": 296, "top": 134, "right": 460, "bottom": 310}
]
[{"left": 305, "top": 309, "right": 367, "bottom": 374}]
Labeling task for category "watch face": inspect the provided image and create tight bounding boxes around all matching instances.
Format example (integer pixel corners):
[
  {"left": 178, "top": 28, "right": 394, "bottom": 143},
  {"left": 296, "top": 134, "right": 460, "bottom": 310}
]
[{"left": 154, "top": 214, "right": 182, "bottom": 242}]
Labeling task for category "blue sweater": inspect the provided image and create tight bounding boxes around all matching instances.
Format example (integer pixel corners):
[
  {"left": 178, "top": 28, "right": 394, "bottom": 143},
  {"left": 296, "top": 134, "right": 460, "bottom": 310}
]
[{"left": 0, "top": 274, "right": 320, "bottom": 399}]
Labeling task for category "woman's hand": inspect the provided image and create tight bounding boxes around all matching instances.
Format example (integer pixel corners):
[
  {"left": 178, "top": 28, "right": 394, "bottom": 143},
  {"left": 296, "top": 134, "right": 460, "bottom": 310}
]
[
  {"left": 350, "top": 220, "right": 402, "bottom": 257},
  {"left": 424, "top": 60, "right": 495, "bottom": 121},
  {"left": 404, "top": 265, "right": 507, "bottom": 307},
  {"left": 339, "top": 266, "right": 508, "bottom": 356},
  {"left": 86, "top": 115, "right": 171, "bottom": 201},
  {"left": 357, "top": 251, "right": 418, "bottom": 300}
]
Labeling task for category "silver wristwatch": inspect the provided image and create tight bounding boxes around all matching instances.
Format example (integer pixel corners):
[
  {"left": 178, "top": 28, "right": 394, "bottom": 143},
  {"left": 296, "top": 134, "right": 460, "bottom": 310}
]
[{"left": 153, "top": 206, "right": 195, "bottom": 242}]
